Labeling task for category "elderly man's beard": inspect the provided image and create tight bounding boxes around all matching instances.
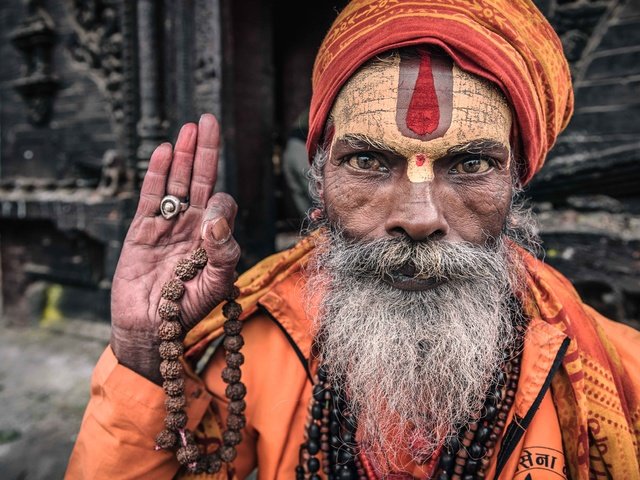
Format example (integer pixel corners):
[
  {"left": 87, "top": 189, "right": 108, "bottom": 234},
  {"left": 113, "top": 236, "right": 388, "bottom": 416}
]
[{"left": 305, "top": 225, "right": 528, "bottom": 469}]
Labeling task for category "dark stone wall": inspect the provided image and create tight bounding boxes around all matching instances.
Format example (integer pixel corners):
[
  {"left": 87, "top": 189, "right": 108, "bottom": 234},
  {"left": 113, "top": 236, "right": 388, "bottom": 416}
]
[
  {"left": 0, "top": 0, "right": 225, "bottom": 326},
  {"left": 0, "top": 0, "right": 132, "bottom": 325},
  {"left": 529, "top": 0, "right": 640, "bottom": 328},
  {"left": 0, "top": 0, "right": 638, "bottom": 327},
  {"left": 0, "top": 1, "right": 122, "bottom": 183},
  {"left": 531, "top": 0, "right": 640, "bottom": 200},
  {"left": 0, "top": 0, "right": 223, "bottom": 325}
]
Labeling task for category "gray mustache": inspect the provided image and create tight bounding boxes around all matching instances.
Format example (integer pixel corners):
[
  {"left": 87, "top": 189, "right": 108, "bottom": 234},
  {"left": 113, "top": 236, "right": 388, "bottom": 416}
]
[{"left": 320, "top": 232, "right": 506, "bottom": 282}]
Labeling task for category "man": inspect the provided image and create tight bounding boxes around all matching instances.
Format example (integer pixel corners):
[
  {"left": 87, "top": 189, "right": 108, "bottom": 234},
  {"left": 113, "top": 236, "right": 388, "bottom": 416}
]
[
  {"left": 66, "top": 1, "right": 640, "bottom": 479},
  {"left": 282, "top": 108, "right": 312, "bottom": 218}
]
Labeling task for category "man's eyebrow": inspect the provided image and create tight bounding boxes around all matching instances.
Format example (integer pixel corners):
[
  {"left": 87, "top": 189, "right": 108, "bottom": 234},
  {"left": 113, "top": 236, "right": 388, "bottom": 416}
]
[
  {"left": 335, "top": 134, "right": 509, "bottom": 157},
  {"left": 447, "top": 139, "right": 509, "bottom": 156},
  {"left": 337, "top": 133, "right": 402, "bottom": 154}
]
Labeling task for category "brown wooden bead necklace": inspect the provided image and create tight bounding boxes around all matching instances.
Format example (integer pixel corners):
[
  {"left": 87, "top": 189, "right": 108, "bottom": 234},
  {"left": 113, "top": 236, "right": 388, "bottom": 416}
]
[
  {"left": 154, "top": 247, "right": 246, "bottom": 475},
  {"left": 297, "top": 344, "right": 522, "bottom": 480}
]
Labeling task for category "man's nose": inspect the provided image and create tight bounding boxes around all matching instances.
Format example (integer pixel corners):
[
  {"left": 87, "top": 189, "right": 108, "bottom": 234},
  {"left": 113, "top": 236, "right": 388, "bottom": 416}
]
[{"left": 384, "top": 182, "right": 450, "bottom": 241}]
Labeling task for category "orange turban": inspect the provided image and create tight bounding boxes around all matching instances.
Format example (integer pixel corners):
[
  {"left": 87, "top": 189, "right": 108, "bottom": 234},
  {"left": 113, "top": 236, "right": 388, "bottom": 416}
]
[{"left": 307, "top": 0, "right": 574, "bottom": 185}]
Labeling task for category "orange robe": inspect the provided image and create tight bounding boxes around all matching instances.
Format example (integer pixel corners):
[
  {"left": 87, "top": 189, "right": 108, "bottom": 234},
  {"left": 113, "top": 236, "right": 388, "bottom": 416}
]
[{"left": 66, "top": 238, "right": 640, "bottom": 479}]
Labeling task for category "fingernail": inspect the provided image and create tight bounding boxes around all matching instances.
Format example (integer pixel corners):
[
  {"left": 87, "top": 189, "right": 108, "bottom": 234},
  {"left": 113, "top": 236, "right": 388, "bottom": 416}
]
[{"left": 210, "top": 218, "right": 231, "bottom": 243}]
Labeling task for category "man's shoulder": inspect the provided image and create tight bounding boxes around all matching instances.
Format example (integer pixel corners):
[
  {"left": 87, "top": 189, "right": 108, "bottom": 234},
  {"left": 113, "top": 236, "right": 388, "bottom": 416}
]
[
  {"left": 200, "top": 283, "right": 313, "bottom": 392},
  {"left": 587, "top": 305, "right": 640, "bottom": 362},
  {"left": 184, "top": 235, "right": 316, "bottom": 361},
  {"left": 244, "top": 261, "right": 314, "bottom": 355},
  {"left": 523, "top": 253, "right": 640, "bottom": 363}
]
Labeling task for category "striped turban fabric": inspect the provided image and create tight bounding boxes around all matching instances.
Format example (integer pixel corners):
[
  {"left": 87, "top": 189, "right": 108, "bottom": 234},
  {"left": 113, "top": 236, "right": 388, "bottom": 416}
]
[{"left": 307, "top": 0, "right": 575, "bottom": 186}]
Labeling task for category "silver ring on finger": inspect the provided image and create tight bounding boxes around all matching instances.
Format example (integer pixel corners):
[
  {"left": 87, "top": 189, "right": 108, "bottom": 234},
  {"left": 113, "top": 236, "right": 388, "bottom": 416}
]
[{"left": 160, "top": 195, "right": 189, "bottom": 219}]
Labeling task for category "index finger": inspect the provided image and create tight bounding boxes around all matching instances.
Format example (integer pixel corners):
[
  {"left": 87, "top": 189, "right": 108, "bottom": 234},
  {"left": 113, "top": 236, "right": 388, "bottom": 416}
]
[
  {"left": 190, "top": 113, "right": 221, "bottom": 208},
  {"left": 136, "top": 142, "right": 173, "bottom": 217}
]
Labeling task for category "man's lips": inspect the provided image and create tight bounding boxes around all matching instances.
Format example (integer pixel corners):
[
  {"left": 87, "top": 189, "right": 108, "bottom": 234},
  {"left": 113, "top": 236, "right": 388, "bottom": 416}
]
[
  {"left": 383, "top": 265, "right": 445, "bottom": 291},
  {"left": 383, "top": 273, "right": 444, "bottom": 291}
]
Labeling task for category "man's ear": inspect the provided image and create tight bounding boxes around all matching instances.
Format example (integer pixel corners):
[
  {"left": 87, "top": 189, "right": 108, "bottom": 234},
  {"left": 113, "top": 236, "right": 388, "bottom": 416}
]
[
  {"left": 310, "top": 207, "right": 324, "bottom": 222},
  {"left": 508, "top": 120, "right": 525, "bottom": 187},
  {"left": 317, "top": 180, "right": 324, "bottom": 202},
  {"left": 311, "top": 173, "right": 326, "bottom": 223},
  {"left": 320, "top": 119, "right": 336, "bottom": 156}
]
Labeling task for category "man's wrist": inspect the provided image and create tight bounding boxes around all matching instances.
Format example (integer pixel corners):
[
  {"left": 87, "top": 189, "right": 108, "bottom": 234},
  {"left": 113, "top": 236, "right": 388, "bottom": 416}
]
[{"left": 110, "top": 326, "right": 163, "bottom": 385}]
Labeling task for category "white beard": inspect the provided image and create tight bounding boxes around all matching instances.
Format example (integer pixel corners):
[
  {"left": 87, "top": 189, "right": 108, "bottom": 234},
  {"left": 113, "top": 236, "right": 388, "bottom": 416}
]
[{"left": 306, "top": 229, "right": 525, "bottom": 470}]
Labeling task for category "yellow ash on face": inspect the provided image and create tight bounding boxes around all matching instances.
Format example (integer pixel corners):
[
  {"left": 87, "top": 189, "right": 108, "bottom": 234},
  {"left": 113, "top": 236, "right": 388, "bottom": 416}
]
[
  {"left": 329, "top": 56, "right": 512, "bottom": 182},
  {"left": 407, "top": 153, "right": 435, "bottom": 182}
]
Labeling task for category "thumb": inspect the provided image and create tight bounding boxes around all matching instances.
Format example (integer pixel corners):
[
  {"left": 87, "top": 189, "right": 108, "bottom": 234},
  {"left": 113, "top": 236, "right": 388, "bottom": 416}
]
[{"left": 200, "top": 194, "right": 241, "bottom": 295}]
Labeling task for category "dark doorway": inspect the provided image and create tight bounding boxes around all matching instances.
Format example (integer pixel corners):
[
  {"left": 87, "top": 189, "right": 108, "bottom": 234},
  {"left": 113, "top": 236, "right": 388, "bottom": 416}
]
[{"left": 221, "top": 1, "right": 348, "bottom": 269}]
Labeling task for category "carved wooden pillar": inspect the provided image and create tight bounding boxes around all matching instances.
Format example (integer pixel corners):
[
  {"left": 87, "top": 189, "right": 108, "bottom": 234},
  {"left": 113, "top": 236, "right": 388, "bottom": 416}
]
[
  {"left": 118, "top": 0, "right": 140, "bottom": 181},
  {"left": 10, "top": 0, "right": 59, "bottom": 125},
  {"left": 136, "top": 0, "right": 167, "bottom": 180}
]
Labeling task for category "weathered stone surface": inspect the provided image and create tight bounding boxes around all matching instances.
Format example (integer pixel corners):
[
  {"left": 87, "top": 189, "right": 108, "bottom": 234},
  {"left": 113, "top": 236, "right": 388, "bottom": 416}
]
[
  {"left": 0, "top": 323, "right": 108, "bottom": 480},
  {"left": 535, "top": 202, "right": 640, "bottom": 325},
  {"left": 527, "top": 1, "right": 640, "bottom": 325}
]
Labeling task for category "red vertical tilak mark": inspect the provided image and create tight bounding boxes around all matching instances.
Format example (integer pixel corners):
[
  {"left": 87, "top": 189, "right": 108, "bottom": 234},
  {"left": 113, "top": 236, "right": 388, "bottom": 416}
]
[{"left": 406, "top": 50, "right": 440, "bottom": 135}]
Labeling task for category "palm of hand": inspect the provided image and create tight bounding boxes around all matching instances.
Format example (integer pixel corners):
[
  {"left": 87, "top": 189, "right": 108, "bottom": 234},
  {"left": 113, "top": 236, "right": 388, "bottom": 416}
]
[{"left": 113, "top": 210, "right": 210, "bottom": 332}]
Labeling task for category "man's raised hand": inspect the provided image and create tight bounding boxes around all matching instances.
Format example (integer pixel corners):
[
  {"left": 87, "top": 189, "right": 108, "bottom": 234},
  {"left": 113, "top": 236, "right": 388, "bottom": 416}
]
[{"left": 110, "top": 114, "right": 241, "bottom": 383}]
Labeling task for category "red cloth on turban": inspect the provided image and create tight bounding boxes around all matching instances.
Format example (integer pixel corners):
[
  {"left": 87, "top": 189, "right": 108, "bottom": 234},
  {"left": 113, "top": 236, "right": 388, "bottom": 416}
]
[{"left": 307, "top": 0, "right": 574, "bottom": 185}]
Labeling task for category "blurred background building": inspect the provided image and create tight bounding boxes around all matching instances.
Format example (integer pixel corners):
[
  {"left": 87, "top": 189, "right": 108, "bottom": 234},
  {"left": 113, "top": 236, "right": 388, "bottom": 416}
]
[{"left": 0, "top": 0, "right": 638, "bottom": 329}]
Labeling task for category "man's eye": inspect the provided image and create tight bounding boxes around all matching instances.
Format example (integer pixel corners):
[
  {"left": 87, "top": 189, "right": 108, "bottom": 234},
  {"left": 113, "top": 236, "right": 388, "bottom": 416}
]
[
  {"left": 346, "top": 154, "right": 388, "bottom": 172},
  {"left": 449, "top": 156, "right": 494, "bottom": 174}
]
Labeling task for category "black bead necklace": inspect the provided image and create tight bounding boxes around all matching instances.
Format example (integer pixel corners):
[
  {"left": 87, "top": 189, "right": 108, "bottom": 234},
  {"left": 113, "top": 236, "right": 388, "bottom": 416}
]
[
  {"left": 297, "top": 347, "right": 522, "bottom": 480},
  {"left": 432, "top": 349, "right": 521, "bottom": 479},
  {"left": 297, "top": 364, "right": 367, "bottom": 480}
]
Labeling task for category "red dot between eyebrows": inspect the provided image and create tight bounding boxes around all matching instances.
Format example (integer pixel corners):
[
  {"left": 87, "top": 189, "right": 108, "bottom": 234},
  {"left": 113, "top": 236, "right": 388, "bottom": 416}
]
[{"left": 415, "top": 153, "right": 427, "bottom": 167}]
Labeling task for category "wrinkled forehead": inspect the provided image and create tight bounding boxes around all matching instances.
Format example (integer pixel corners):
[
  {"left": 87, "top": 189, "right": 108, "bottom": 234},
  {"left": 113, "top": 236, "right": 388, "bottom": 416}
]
[{"left": 328, "top": 49, "right": 512, "bottom": 159}]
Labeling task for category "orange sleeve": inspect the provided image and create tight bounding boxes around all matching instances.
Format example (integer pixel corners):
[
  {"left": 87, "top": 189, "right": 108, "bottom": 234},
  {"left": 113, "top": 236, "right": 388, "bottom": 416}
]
[{"left": 65, "top": 346, "right": 213, "bottom": 480}]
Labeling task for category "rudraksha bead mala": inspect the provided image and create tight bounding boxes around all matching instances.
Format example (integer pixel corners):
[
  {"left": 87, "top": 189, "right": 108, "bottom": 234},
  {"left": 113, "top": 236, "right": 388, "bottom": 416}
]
[{"left": 154, "top": 246, "right": 246, "bottom": 474}]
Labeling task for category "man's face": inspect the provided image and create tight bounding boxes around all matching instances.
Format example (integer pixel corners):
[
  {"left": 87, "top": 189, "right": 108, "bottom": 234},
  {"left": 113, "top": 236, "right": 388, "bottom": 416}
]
[
  {"left": 310, "top": 50, "right": 523, "bottom": 471},
  {"left": 321, "top": 49, "right": 514, "bottom": 254}
]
